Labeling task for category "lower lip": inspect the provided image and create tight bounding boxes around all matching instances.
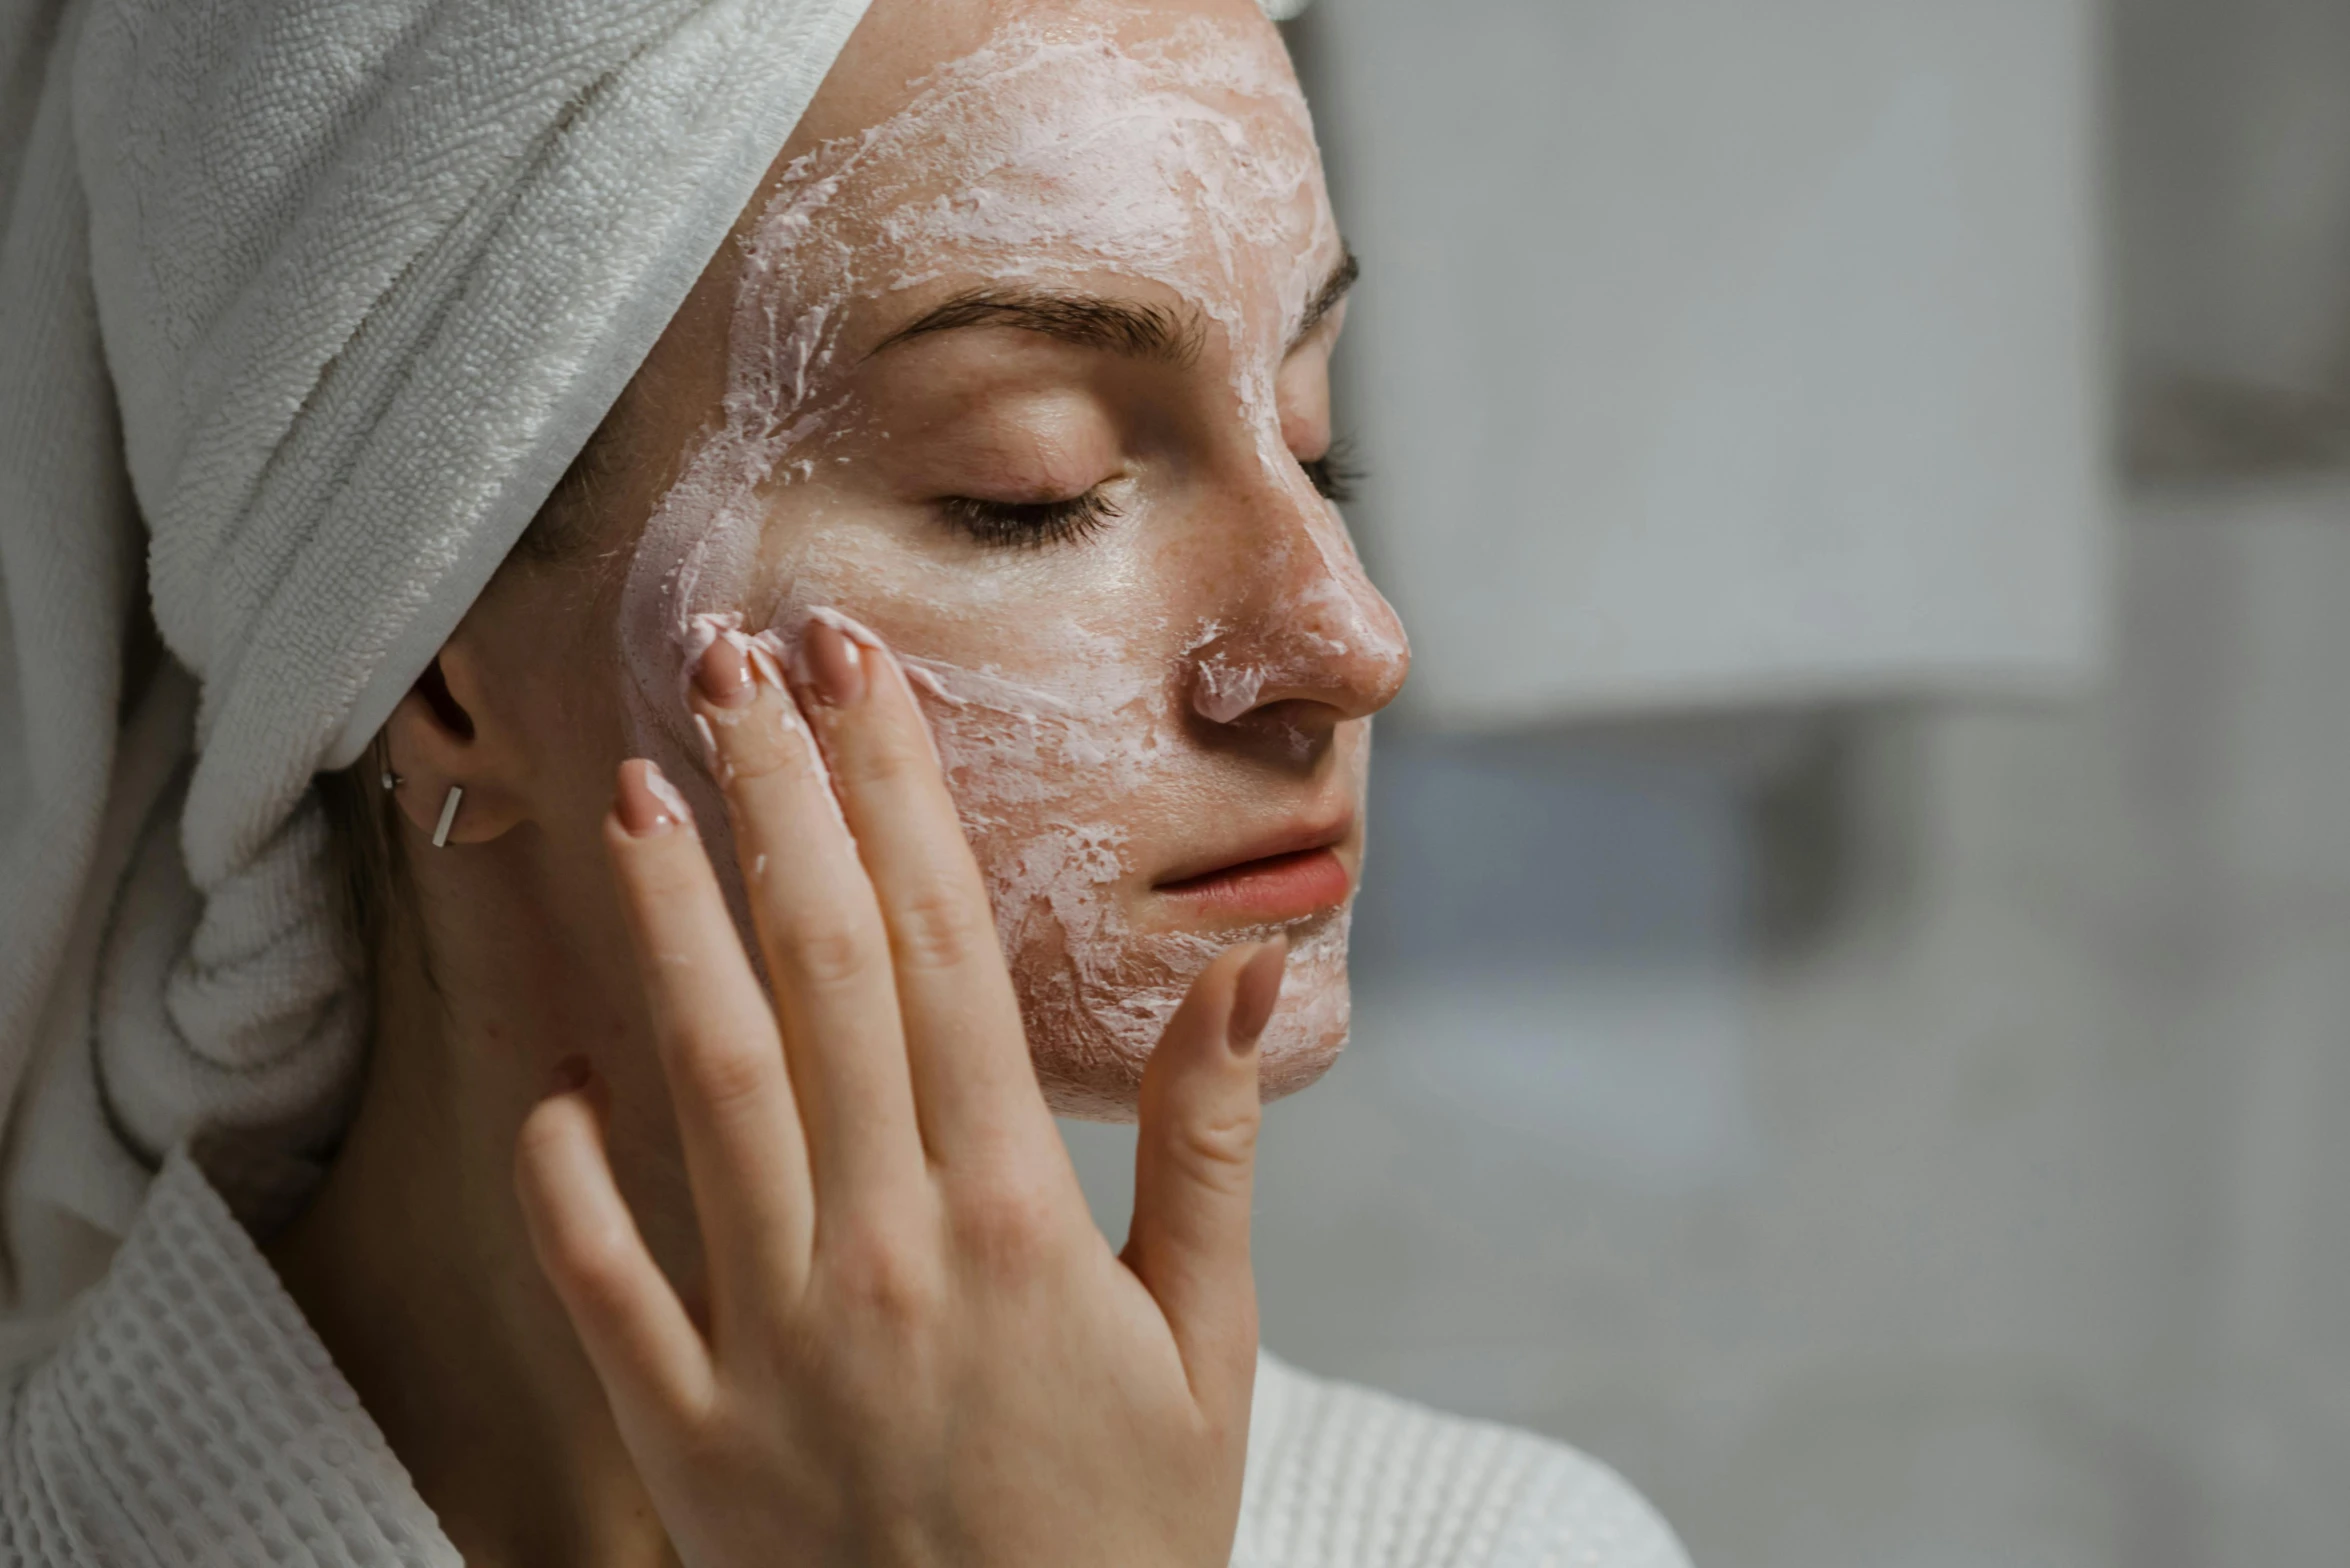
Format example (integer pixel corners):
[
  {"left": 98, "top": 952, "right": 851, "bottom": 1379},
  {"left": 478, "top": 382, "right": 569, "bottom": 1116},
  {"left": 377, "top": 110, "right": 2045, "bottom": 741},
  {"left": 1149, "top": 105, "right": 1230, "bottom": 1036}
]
[{"left": 1156, "top": 846, "right": 1351, "bottom": 920}]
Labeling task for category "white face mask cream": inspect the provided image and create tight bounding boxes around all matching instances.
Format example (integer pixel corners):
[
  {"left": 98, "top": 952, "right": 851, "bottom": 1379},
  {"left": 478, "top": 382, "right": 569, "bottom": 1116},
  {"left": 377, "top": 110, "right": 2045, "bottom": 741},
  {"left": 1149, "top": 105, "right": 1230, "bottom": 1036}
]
[{"left": 618, "top": 1, "right": 1407, "bottom": 1116}]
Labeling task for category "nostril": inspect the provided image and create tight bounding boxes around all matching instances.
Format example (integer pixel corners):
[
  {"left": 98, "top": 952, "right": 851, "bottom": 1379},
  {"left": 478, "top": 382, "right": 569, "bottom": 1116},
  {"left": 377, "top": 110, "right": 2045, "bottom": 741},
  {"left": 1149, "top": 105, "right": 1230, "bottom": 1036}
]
[
  {"left": 1185, "top": 594, "right": 1411, "bottom": 724},
  {"left": 1194, "top": 654, "right": 1272, "bottom": 724}
]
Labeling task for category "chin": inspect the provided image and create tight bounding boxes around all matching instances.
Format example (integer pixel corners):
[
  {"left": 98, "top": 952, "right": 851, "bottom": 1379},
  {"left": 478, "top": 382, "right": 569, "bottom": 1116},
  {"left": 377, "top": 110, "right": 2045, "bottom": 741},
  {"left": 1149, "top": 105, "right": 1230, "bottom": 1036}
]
[{"left": 1019, "top": 905, "right": 1355, "bottom": 1123}]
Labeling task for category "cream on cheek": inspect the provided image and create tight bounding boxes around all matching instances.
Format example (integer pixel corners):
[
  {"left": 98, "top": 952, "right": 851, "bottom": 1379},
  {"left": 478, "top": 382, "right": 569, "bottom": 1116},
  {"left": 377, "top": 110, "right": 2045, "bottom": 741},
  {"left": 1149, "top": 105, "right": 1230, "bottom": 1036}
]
[{"left": 618, "top": 6, "right": 1406, "bottom": 1116}]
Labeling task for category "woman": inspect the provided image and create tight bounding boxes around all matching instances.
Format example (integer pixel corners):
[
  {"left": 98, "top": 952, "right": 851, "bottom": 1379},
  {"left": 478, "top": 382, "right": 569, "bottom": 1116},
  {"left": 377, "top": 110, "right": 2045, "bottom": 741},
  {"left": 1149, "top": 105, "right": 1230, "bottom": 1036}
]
[{"left": 0, "top": 0, "right": 1690, "bottom": 1561}]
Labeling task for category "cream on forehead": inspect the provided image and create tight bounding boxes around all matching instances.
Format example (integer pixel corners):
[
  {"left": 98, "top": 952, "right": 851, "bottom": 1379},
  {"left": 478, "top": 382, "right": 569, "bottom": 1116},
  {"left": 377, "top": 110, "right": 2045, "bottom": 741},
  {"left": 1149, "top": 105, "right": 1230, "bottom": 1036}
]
[{"left": 768, "top": 15, "right": 1333, "bottom": 392}]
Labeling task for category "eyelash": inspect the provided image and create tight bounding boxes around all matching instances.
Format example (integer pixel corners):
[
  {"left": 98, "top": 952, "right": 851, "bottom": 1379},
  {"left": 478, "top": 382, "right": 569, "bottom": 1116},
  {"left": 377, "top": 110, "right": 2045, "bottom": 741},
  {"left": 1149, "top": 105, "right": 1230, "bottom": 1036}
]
[
  {"left": 940, "top": 489, "right": 1126, "bottom": 549},
  {"left": 1302, "top": 437, "right": 1361, "bottom": 505},
  {"left": 938, "top": 439, "right": 1364, "bottom": 549}
]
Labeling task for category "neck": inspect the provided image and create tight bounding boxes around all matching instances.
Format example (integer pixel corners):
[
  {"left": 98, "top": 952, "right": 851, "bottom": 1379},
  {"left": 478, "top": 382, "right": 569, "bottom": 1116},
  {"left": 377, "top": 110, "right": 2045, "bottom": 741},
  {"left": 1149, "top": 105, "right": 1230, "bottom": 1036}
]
[{"left": 265, "top": 889, "right": 680, "bottom": 1568}]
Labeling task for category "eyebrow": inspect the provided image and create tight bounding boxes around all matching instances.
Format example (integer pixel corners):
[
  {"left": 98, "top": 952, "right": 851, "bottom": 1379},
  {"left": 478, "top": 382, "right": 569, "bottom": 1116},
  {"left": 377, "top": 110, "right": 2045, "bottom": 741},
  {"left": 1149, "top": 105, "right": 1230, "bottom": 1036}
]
[
  {"left": 865, "top": 247, "right": 1360, "bottom": 366},
  {"left": 869, "top": 290, "right": 1207, "bottom": 365},
  {"left": 1292, "top": 248, "right": 1359, "bottom": 348}
]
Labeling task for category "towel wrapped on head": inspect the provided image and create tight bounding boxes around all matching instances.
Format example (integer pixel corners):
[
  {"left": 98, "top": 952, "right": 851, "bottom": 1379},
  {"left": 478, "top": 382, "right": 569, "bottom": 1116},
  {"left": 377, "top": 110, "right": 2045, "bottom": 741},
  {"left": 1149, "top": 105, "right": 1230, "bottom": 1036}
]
[{"left": 0, "top": 0, "right": 875, "bottom": 1354}]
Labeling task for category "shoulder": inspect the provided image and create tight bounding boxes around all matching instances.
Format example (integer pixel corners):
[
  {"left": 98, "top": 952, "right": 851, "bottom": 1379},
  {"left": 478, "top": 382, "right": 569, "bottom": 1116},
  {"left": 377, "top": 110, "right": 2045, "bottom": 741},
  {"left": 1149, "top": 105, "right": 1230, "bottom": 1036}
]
[
  {"left": 1234, "top": 1351, "right": 1691, "bottom": 1568},
  {"left": 0, "top": 1145, "right": 458, "bottom": 1566}
]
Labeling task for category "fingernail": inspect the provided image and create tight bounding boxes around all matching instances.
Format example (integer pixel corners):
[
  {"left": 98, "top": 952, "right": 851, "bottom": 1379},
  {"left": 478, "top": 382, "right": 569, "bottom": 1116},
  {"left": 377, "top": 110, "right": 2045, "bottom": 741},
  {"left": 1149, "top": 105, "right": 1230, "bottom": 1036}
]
[
  {"left": 746, "top": 632, "right": 790, "bottom": 694},
  {"left": 550, "top": 1052, "right": 591, "bottom": 1095},
  {"left": 1228, "top": 938, "right": 1289, "bottom": 1053},
  {"left": 616, "top": 758, "right": 688, "bottom": 836},
  {"left": 694, "top": 634, "right": 755, "bottom": 709},
  {"left": 804, "top": 618, "right": 866, "bottom": 708}
]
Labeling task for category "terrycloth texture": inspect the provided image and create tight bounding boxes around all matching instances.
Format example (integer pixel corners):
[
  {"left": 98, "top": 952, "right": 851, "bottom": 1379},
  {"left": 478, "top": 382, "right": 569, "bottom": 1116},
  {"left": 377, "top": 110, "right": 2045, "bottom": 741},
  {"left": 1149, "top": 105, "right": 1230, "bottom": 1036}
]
[
  {"left": 0, "top": 1144, "right": 1692, "bottom": 1566},
  {"left": 0, "top": 0, "right": 872, "bottom": 1343}
]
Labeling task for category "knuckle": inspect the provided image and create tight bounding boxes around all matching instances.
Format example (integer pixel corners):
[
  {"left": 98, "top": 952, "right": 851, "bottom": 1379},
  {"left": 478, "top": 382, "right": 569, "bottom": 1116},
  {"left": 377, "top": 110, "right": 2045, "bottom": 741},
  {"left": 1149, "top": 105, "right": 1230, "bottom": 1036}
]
[
  {"left": 552, "top": 1221, "right": 645, "bottom": 1318},
  {"left": 1165, "top": 1106, "right": 1260, "bottom": 1194},
  {"left": 829, "top": 1236, "right": 945, "bottom": 1330},
  {"left": 708, "top": 703, "right": 818, "bottom": 787},
  {"left": 624, "top": 846, "right": 708, "bottom": 904},
  {"left": 952, "top": 1175, "right": 1064, "bottom": 1271},
  {"left": 835, "top": 725, "right": 927, "bottom": 791},
  {"left": 682, "top": 1036, "right": 773, "bottom": 1115},
  {"left": 775, "top": 917, "right": 872, "bottom": 989},
  {"left": 891, "top": 881, "right": 985, "bottom": 971}
]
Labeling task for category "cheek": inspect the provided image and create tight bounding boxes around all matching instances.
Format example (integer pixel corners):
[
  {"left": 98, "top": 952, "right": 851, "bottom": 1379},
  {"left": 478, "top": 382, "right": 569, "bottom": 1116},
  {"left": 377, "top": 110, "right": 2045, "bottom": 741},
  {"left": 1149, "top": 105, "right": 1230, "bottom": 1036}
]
[
  {"left": 916, "top": 671, "right": 1356, "bottom": 1122},
  {"left": 627, "top": 520, "right": 1362, "bottom": 1123}
]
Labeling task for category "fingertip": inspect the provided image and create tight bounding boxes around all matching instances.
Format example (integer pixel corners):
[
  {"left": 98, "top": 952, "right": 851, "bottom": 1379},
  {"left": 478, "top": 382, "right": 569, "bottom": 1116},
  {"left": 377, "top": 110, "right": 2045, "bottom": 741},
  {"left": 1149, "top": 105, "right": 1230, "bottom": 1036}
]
[
  {"left": 801, "top": 616, "right": 868, "bottom": 709},
  {"left": 690, "top": 628, "right": 757, "bottom": 710},
  {"left": 1127, "top": 941, "right": 1269, "bottom": 1388},
  {"left": 1146, "top": 941, "right": 1254, "bottom": 1079},
  {"left": 615, "top": 758, "right": 690, "bottom": 838},
  {"left": 513, "top": 1077, "right": 601, "bottom": 1220},
  {"left": 509, "top": 1081, "right": 715, "bottom": 1422},
  {"left": 1227, "top": 937, "right": 1290, "bottom": 1054}
]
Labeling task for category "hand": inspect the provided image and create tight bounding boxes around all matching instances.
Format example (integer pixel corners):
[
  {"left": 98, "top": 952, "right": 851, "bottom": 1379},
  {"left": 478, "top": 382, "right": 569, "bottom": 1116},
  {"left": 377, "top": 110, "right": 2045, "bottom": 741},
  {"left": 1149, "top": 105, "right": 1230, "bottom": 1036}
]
[{"left": 512, "top": 616, "right": 1286, "bottom": 1567}]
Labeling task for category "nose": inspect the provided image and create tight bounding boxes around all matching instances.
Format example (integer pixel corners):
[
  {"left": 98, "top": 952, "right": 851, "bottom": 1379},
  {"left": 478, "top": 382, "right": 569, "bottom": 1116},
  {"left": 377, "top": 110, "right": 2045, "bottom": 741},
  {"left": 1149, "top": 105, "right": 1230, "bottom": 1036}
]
[{"left": 1186, "top": 471, "right": 1411, "bottom": 728}]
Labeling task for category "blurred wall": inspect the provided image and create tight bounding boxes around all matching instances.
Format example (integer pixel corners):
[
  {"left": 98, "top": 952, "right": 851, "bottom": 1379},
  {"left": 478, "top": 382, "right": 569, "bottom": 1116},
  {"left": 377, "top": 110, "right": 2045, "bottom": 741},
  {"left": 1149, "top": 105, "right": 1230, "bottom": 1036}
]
[
  {"left": 2118, "top": 0, "right": 2350, "bottom": 470},
  {"left": 1294, "top": 0, "right": 2108, "bottom": 726},
  {"left": 1056, "top": 0, "right": 2350, "bottom": 1563}
]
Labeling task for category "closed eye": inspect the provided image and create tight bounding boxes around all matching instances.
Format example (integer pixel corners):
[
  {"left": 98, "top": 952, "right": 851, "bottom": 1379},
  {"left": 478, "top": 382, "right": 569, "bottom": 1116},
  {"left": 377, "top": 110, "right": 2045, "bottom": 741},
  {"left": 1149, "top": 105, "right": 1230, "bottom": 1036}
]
[
  {"left": 942, "top": 437, "right": 1359, "bottom": 548},
  {"left": 939, "top": 487, "right": 1123, "bottom": 549}
]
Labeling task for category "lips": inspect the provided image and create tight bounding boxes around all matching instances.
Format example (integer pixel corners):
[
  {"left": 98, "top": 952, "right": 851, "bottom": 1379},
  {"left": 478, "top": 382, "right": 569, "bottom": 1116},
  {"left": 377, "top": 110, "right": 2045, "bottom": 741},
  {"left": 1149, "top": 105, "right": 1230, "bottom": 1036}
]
[{"left": 1153, "top": 816, "right": 1354, "bottom": 921}]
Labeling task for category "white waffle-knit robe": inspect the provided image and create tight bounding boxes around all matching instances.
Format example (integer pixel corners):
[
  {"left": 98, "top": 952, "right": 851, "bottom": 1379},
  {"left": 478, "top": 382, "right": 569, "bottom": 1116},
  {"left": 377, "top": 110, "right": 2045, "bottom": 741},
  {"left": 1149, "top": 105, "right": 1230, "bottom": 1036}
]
[{"left": 0, "top": 1144, "right": 1690, "bottom": 1567}]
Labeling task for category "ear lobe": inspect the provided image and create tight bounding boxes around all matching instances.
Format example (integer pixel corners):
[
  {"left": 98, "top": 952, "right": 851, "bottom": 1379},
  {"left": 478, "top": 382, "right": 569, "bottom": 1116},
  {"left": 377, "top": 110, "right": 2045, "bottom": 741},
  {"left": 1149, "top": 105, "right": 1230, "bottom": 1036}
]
[{"left": 379, "top": 649, "right": 528, "bottom": 846}]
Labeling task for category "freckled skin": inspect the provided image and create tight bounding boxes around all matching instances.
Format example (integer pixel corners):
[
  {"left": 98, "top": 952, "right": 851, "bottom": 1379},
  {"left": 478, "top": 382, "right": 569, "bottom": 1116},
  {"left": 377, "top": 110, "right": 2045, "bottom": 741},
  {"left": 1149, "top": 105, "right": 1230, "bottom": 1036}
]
[{"left": 506, "top": 0, "right": 1407, "bottom": 1118}]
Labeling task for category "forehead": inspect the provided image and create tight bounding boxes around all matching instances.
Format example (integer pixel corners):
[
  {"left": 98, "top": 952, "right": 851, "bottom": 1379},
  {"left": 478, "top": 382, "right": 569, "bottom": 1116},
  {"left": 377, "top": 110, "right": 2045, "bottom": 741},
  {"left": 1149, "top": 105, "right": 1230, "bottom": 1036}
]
[
  {"left": 632, "top": 0, "right": 1333, "bottom": 432},
  {"left": 745, "top": 1, "right": 1330, "bottom": 319},
  {"left": 787, "top": 0, "right": 1299, "bottom": 165}
]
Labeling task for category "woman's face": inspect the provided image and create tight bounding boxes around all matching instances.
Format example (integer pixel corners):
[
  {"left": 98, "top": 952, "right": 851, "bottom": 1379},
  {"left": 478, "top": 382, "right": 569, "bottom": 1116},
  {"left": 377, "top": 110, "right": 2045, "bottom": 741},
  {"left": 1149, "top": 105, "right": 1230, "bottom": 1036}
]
[{"left": 557, "top": 0, "right": 1405, "bottom": 1118}]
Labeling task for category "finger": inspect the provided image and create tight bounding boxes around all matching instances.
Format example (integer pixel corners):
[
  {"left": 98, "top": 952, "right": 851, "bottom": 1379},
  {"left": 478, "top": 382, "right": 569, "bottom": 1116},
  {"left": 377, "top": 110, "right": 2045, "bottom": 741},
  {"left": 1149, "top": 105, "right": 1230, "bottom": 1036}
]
[
  {"left": 607, "top": 758, "right": 813, "bottom": 1295},
  {"left": 1124, "top": 937, "right": 1282, "bottom": 1409},
  {"left": 790, "top": 613, "right": 1046, "bottom": 1163},
  {"left": 515, "top": 1063, "right": 716, "bottom": 1430},
  {"left": 689, "top": 627, "right": 925, "bottom": 1212}
]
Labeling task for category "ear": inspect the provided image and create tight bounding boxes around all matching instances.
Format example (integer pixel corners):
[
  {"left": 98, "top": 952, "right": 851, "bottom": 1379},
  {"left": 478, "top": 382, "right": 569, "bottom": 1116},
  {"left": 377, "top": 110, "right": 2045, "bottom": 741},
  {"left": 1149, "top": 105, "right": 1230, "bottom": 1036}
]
[{"left": 379, "top": 637, "right": 532, "bottom": 848}]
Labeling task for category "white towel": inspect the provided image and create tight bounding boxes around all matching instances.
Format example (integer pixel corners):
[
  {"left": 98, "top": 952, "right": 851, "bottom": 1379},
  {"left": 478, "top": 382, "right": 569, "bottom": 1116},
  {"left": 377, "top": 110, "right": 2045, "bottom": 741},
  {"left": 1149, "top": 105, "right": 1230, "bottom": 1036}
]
[{"left": 0, "top": 0, "right": 874, "bottom": 1353}]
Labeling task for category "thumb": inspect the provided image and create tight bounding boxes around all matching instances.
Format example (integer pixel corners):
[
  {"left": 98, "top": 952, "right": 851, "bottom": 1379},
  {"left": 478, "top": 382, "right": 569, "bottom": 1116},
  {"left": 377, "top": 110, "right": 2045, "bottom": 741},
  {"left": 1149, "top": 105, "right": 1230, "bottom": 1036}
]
[{"left": 1124, "top": 936, "right": 1286, "bottom": 1399}]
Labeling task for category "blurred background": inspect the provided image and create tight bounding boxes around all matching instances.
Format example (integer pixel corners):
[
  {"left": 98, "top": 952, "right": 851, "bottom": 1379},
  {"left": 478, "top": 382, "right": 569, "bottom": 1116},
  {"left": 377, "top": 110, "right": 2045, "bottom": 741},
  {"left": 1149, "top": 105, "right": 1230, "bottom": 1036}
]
[{"left": 1064, "top": 0, "right": 2350, "bottom": 1562}]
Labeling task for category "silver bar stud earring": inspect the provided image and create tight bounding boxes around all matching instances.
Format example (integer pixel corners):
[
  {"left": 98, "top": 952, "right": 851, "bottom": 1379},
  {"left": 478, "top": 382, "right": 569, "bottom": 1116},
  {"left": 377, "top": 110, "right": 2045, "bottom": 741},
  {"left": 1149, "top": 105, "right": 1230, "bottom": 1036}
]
[{"left": 432, "top": 785, "right": 463, "bottom": 848}]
